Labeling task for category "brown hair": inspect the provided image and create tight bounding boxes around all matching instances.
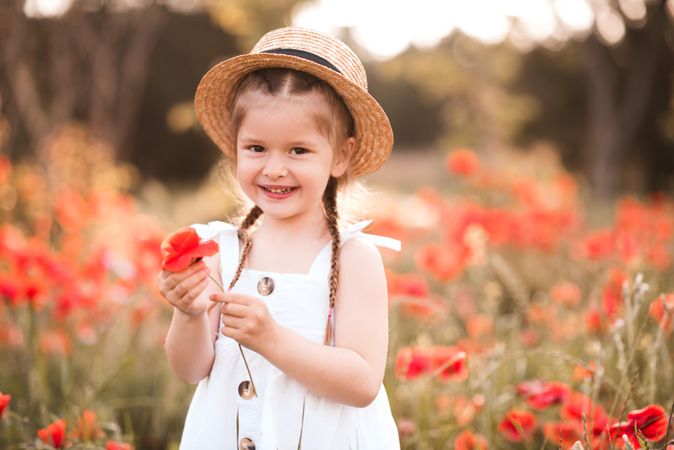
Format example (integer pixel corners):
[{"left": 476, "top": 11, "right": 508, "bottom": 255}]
[{"left": 225, "top": 68, "right": 355, "bottom": 345}]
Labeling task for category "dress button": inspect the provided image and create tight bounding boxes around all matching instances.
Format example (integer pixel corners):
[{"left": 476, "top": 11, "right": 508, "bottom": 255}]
[
  {"left": 238, "top": 380, "right": 255, "bottom": 399},
  {"left": 239, "top": 437, "right": 255, "bottom": 449},
  {"left": 257, "top": 276, "right": 275, "bottom": 296}
]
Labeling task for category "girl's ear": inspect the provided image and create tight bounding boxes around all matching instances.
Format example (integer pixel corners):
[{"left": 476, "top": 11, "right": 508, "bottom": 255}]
[{"left": 331, "top": 137, "right": 355, "bottom": 178}]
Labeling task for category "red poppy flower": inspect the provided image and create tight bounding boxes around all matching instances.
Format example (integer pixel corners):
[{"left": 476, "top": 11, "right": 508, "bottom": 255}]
[
  {"left": 387, "top": 272, "right": 429, "bottom": 298},
  {"left": 37, "top": 418, "right": 67, "bottom": 448},
  {"left": 394, "top": 347, "right": 432, "bottom": 380},
  {"left": 0, "top": 391, "right": 10, "bottom": 418},
  {"left": 161, "top": 226, "right": 219, "bottom": 272},
  {"left": 542, "top": 422, "right": 583, "bottom": 448},
  {"left": 447, "top": 149, "right": 480, "bottom": 176},
  {"left": 450, "top": 395, "right": 485, "bottom": 426},
  {"left": 550, "top": 282, "right": 581, "bottom": 306},
  {"left": 498, "top": 409, "right": 537, "bottom": 442},
  {"left": 610, "top": 404, "right": 669, "bottom": 445},
  {"left": 561, "top": 393, "right": 610, "bottom": 436},
  {"left": 649, "top": 293, "right": 674, "bottom": 331},
  {"left": 454, "top": 430, "right": 488, "bottom": 450},
  {"left": 415, "top": 243, "right": 467, "bottom": 282},
  {"left": 629, "top": 404, "right": 668, "bottom": 439},
  {"left": 432, "top": 347, "right": 467, "bottom": 382},
  {"left": 72, "top": 409, "right": 103, "bottom": 442},
  {"left": 106, "top": 441, "right": 135, "bottom": 450},
  {"left": 516, "top": 380, "right": 570, "bottom": 410}
]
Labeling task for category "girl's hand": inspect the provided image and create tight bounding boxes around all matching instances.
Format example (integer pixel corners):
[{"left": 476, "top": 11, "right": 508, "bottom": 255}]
[
  {"left": 158, "top": 260, "right": 212, "bottom": 318},
  {"left": 211, "top": 292, "right": 277, "bottom": 353}
]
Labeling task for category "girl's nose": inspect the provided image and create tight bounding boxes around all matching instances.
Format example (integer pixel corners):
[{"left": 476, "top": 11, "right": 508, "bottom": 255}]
[{"left": 262, "top": 154, "right": 288, "bottom": 179}]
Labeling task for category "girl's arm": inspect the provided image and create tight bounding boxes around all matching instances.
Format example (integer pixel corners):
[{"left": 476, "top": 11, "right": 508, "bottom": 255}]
[
  {"left": 163, "top": 254, "right": 224, "bottom": 384},
  {"left": 218, "top": 237, "right": 389, "bottom": 407}
]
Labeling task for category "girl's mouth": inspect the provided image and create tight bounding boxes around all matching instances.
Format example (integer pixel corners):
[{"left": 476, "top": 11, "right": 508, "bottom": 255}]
[
  {"left": 263, "top": 186, "right": 294, "bottom": 194},
  {"left": 260, "top": 185, "right": 299, "bottom": 198}
]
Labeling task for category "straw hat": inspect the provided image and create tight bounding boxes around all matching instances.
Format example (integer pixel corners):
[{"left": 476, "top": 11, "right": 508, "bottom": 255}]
[{"left": 194, "top": 27, "right": 393, "bottom": 177}]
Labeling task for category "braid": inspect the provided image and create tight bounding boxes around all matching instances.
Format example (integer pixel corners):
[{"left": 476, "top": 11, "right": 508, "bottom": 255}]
[
  {"left": 323, "top": 177, "right": 340, "bottom": 345},
  {"left": 228, "top": 205, "right": 263, "bottom": 290}
]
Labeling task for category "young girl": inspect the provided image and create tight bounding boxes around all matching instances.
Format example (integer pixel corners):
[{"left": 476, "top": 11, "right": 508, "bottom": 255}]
[{"left": 159, "top": 27, "right": 401, "bottom": 450}]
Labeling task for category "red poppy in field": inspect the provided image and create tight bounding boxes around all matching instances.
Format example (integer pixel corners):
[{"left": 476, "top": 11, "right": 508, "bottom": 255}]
[
  {"left": 561, "top": 392, "right": 610, "bottom": 436},
  {"left": 55, "top": 189, "right": 90, "bottom": 232},
  {"left": 394, "top": 347, "right": 432, "bottom": 380},
  {"left": 386, "top": 271, "right": 446, "bottom": 319},
  {"left": 0, "top": 273, "right": 21, "bottom": 306},
  {"left": 615, "top": 230, "right": 639, "bottom": 265},
  {"left": 0, "top": 391, "right": 10, "bottom": 418},
  {"left": 585, "top": 308, "right": 607, "bottom": 335},
  {"left": 572, "top": 362, "right": 597, "bottom": 382},
  {"left": 432, "top": 346, "right": 468, "bottom": 382},
  {"left": 71, "top": 409, "right": 104, "bottom": 442},
  {"left": 414, "top": 243, "right": 467, "bottom": 282},
  {"left": 550, "top": 282, "right": 581, "bottom": 306},
  {"left": 601, "top": 268, "right": 627, "bottom": 319},
  {"left": 498, "top": 409, "right": 537, "bottom": 442},
  {"left": 542, "top": 422, "right": 583, "bottom": 448},
  {"left": 160, "top": 226, "right": 219, "bottom": 272},
  {"left": 449, "top": 395, "right": 485, "bottom": 426},
  {"left": 454, "top": 430, "right": 488, "bottom": 450},
  {"left": 395, "top": 295, "right": 447, "bottom": 320},
  {"left": 466, "top": 314, "right": 493, "bottom": 339},
  {"left": 106, "top": 441, "right": 135, "bottom": 450},
  {"left": 37, "top": 418, "right": 67, "bottom": 448},
  {"left": 387, "top": 272, "right": 429, "bottom": 298},
  {"left": 609, "top": 404, "right": 668, "bottom": 446},
  {"left": 581, "top": 229, "right": 614, "bottom": 261},
  {"left": 516, "top": 380, "right": 570, "bottom": 410},
  {"left": 649, "top": 293, "right": 674, "bottom": 331},
  {"left": 447, "top": 149, "right": 480, "bottom": 176}
]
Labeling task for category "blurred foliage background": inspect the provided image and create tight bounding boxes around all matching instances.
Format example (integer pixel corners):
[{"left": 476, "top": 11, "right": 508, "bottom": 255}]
[{"left": 1, "top": 0, "right": 673, "bottom": 198}]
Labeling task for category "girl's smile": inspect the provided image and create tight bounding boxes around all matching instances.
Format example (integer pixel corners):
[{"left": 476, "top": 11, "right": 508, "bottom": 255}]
[{"left": 259, "top": 184, "right": 299, "bottom": 199}]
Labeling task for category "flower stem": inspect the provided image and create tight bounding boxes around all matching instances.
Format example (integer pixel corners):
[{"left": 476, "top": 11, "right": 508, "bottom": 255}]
[{"left": 206, "top": 272, "right": 257, "bottom": 397}]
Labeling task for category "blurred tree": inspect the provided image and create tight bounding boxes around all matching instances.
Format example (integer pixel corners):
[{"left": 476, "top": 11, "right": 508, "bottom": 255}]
[
  {"left": 0, "top": 0, "right": 304, "bottom": 183},
  {"left": 375, "top": 0, "right": 674, "bottom": 197},
  {"left": 0, "top": 0, "right": 167, "bottom": 160},
  {"left": 580, "top": 1, "right": 674, "bottom": 196},
  {"left": 376, "top": 34, "right": 538, "bottom": 155}
]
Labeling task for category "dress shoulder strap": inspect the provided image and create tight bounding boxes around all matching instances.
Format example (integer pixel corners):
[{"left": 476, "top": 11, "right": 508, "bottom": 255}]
[
  {"left": 308, "top": 219, "right": 401, "bottom": 276},
  {"left": 340, "top": 219, "right": 402, "bottom": 251},
  {"left": 190, "top": 220, "right": 240, "bottom": 281}
]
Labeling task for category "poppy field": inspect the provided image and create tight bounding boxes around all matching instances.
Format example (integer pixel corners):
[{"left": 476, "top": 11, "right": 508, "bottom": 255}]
[{"left": 1, "top": 130, "right": 674, "bottom": 449}]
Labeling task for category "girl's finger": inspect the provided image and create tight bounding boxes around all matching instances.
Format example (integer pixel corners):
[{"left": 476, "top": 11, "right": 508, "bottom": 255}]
[
  {"left": 220, "top": 302, "right": 247, "bottom": 318},
  {"left": 218, "top": 292, "right": 253, "bottom": 305},
  {"left": 220, "top": 315, "right": 246, "bottom": 331},
  {"left": 165, "top": 261, "right": 207, "bottom": 287},
  {"left": 174, "top": 267, "right": 210, "bottom": 297}
]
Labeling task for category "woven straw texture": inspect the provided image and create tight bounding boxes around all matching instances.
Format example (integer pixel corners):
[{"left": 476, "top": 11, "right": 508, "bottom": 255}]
[{"left": 194, "top": 27, "right": 393, "bottom": 177}]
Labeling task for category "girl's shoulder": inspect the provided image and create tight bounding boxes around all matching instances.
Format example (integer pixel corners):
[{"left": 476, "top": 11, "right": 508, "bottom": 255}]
[{"left": 337, "top": 219, "right": 402, "bottom": 273}]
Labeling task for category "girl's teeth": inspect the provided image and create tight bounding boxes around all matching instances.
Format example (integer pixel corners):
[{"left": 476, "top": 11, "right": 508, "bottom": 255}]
[{"left": 268, "top": 187, "right": 291, "bottom": 193}]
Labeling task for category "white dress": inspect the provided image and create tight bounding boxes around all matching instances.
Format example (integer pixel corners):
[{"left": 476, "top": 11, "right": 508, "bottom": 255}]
[{"left": 179, "top": 220, "right": 402, "bottom": 450}]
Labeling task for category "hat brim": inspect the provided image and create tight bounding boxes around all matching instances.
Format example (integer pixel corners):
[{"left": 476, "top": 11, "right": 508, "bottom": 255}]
[{"left": 194, "top": 53, "right": 393, "bottom": 177}]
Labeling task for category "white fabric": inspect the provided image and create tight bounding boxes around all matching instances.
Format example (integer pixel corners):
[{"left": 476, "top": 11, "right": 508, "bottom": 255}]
[{"left": 179, "top": 220, "right": 402, "bottom": 450}]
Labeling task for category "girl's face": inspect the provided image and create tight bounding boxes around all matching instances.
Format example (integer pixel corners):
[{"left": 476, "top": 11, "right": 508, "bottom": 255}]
[{"left": 235, "top": 91, "right": 353, "bottom": 225}]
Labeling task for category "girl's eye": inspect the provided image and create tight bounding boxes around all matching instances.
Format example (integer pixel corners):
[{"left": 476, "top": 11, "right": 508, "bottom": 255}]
[
  {"left": 290, "top": 147, "right": 309, "bottom": 155},
  {"left": 248, "top": 145, "right": 265, "bottom": 153}
]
